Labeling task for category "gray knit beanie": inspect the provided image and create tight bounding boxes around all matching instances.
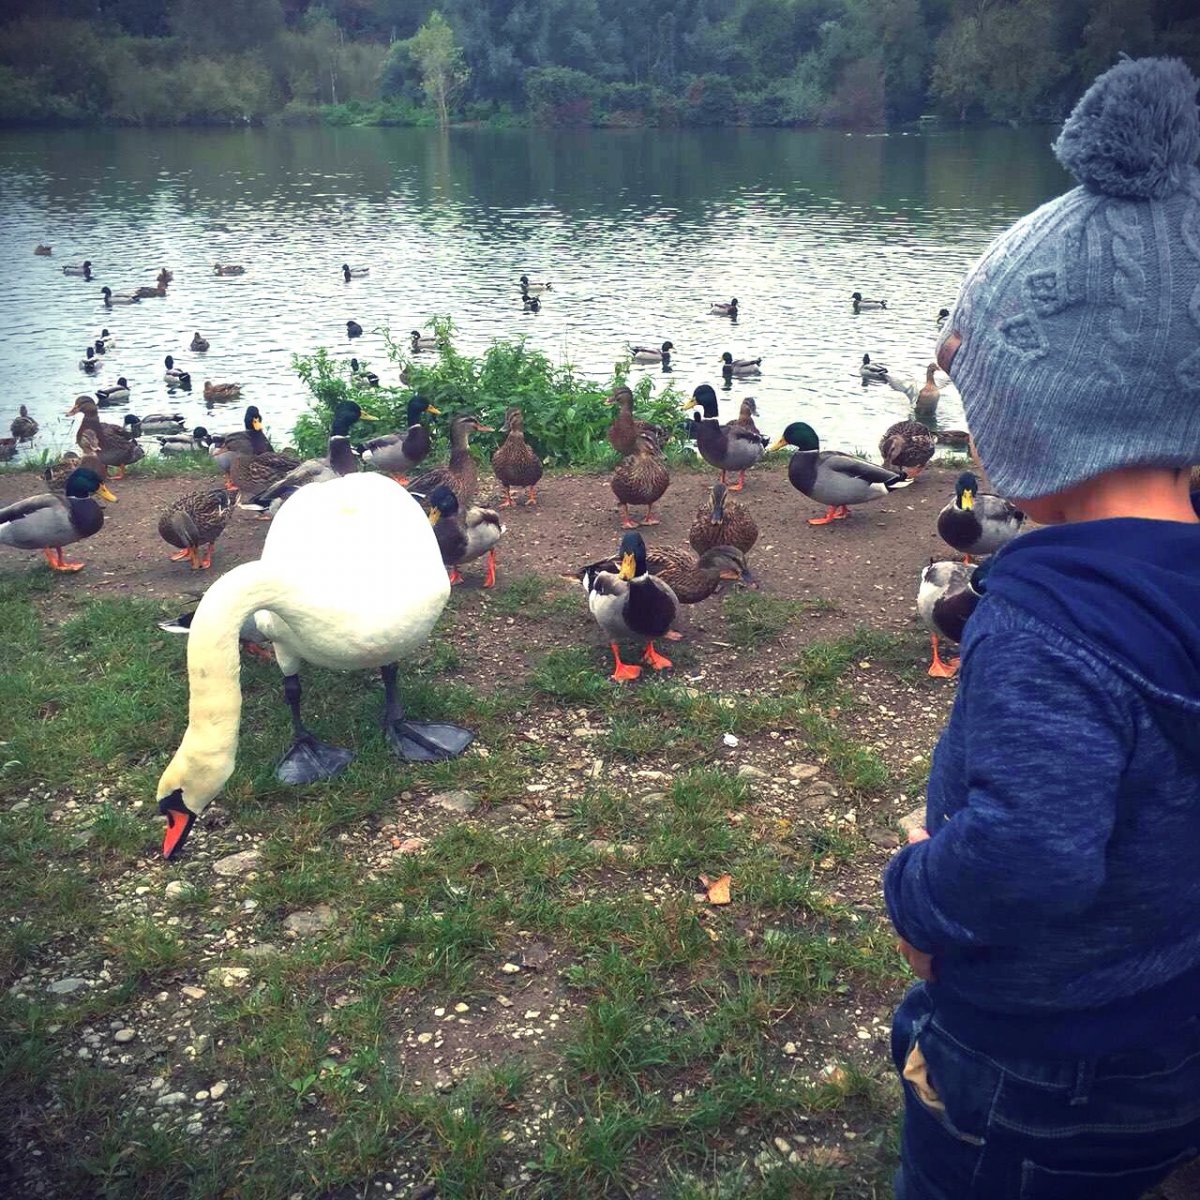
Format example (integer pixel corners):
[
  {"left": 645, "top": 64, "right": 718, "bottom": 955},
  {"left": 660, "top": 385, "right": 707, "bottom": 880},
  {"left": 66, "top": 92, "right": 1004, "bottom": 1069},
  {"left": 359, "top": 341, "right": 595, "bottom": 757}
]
[{"left": 938, "top": 56, "right": 1200, "bottom": 501}]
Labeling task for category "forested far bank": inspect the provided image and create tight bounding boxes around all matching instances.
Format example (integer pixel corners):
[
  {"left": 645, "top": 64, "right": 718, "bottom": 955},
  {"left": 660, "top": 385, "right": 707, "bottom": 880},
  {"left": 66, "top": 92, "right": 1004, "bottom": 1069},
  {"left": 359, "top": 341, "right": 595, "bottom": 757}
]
[{"left": 2, "top": 0, "right": 1198, "bottom": 131}]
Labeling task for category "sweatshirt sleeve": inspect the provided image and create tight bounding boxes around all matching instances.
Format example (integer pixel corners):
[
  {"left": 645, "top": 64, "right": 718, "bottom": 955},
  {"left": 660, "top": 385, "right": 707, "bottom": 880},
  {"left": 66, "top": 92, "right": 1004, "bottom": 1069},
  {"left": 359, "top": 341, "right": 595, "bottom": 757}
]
[{"left": 884, "top": 630, "right": 1133, "bottom": 952}]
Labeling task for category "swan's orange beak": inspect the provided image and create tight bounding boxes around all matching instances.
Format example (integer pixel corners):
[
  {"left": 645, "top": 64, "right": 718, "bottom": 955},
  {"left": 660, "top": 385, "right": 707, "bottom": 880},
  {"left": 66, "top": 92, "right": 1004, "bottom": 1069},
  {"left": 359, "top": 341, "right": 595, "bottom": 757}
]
[{"left": 159, "top": 790, "right": 196, "bottom": 860}]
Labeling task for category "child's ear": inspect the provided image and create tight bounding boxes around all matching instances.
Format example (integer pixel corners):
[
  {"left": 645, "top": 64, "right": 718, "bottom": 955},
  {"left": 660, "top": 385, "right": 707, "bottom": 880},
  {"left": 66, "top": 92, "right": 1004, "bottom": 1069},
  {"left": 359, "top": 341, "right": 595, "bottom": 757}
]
[{"left": 937, "top": 331, "right": 962, "bottom": 375}]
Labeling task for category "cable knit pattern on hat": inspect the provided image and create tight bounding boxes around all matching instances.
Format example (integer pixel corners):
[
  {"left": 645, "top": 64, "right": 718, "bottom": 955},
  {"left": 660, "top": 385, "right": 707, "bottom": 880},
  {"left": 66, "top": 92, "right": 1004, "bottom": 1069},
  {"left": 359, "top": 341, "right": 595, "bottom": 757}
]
[{"left": 939, "top": 57, "right": 1200, "bottom": 500}]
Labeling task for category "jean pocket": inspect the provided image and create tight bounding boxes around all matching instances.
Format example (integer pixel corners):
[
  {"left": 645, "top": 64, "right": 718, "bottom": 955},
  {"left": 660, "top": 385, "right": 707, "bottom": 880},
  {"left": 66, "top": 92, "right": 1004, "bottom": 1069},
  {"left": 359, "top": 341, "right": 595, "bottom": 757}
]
[
  {"left": 902, "top": 1033, "right": 991, "bottom": 1146},
  {"left": 1019, "top": 1144, "right": 1197, "bottom": 1200}
]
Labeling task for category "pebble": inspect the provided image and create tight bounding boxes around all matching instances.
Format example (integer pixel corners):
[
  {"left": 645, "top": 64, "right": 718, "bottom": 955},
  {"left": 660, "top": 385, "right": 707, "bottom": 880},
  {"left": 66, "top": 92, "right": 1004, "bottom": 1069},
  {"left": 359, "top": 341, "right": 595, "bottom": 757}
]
[
  {"left": 114, "top": 1029, "right": 136, "bottom": 1044},
  {"left": 736, "top": 764, "right": 769, "bottom": 780},
  {"left": 283, "top": 905, "right": 337, "bottom": 937},
  {"left": 209, "top": 1080, "right": 228, "bottom": 1100},
  {"left": 186, "top": 1121, "right": 204, "bottom": 1136},
  {"left": 393, "top": 837, "right": 427, "bottom": 854},
  {"left": 205, "top": 966, "right": 250, "bottom": 987},
  {"left": 783, "top": 1041, "right": 797, "bottom": 1056},
  {"left": 430, "top": 790, "right": 479, "bottom": 815},
  {"left": 453, "top": 1003, "right": 469, "bottom": 1014},
  {"left": 774, "top": 1137, "right": 791, "bottom": 1154},
  {"left": 181, "top": 986, "right": 206, "bottom": 1000},
  {"left": 47, "top": 978, "right": 88, "bottom": 995},
  {"left": 164, "top": 880, "right": 190, "bottom": 901},
  {"left": 500, "top": 963, "right": 521, "bottom": 974},
  {"left": 417, "top": 1032, "right": 434, "bottom": 1045},
  {"left": 788, "top": 764, "right": 821, "bottom": 782},
  {"left": 899, "top": 804, "right": 927, "bottom": 836},
  {"left": 157, "top": 1092, "right": 188, "bottom": 1107},
  {"left": 212, "top": 849, "right": 260, "bottom": 877}
]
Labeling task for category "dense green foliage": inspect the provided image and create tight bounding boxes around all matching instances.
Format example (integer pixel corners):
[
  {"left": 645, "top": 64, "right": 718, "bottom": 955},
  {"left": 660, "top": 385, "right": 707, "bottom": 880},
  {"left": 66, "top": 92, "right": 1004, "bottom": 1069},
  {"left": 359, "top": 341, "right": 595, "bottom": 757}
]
[
  {"left": 2, "top": 0, "right": 1197, "bottom": 127},
  {"left": 291, "top": 323, "right": 688, "bottom": 467}
]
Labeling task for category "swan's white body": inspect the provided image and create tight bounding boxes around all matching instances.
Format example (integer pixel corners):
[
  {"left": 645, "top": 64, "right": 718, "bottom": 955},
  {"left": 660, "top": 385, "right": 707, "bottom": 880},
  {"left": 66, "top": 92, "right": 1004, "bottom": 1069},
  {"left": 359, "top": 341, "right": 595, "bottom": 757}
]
[{"left": 157, "top": 473, "right": 450, "bottom": 816}]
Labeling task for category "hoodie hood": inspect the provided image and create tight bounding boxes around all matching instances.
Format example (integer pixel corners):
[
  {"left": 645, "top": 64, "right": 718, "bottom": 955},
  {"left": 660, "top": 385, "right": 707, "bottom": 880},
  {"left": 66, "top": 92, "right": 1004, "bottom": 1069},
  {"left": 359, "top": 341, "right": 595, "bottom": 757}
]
[{"left": 980, "top": 518, "right": 1200, "bottom": 703}]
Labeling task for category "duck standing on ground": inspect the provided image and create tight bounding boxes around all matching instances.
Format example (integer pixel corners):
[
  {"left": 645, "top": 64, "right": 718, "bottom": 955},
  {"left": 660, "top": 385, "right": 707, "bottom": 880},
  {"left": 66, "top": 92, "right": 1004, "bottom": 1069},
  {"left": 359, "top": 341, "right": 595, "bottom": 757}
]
[
  {"left": 190, "top": 331, "right": 210, "bottom": 352},
  {"left": 155, "top": 472, "right": 474, "bottom": 859},
  {"left": 607, "top": 385, "right": 668, "bottom": 458},
  {"left": 159, "top": 488, "right": 238, "bottom": 570},
  {"left": 686, "top": 384, "right": 765, "bottom": 492},
  {"left": 937, "top": 471, "right": 1025, "bottom": 560},
  {"left": 860, "top": 353, "right": 889, "bottom": 382},
  {"left": 710, "top": 298, "right": 739, "bottom": 318},
  {"left": 880, "top": 420, "right": 935, "bottom": 477},
  {"left": 11, "top": 405, "right": 38, "bottom": 442},
  {"left": 631, "top": 341, "right": 674, "bottom": 366},
  {"left": 0, "top": 467, "right": 115, "bottom": 572},
  {"left": 44, "top": 430, "right": 106, "bottom": 493},
  {"left": 578, "top": 530, "right": 678, "bottom": 681},
  {"left": 0, "top": 438, "right": 16, "bottom": 462},
  {"left": 407, "top": 415, "right": 493, "bottom": 508},
  {"left": 769, "top": 420, "right": 910, "bottom": 525},
  {"left": 689, "top": 482, "right": 758, "bottom": 555},
  {"left": 917, "top": 559, "right": 982, "bottom": 678},
  {"left": 851, "top": 291, "right": 887, "bottom": 310},
  {"left": 721, "top": 352, "right": 762, "bottom": 381},
  {"left": 728, "top": 396, "right": 768, "bottom": 445},
  {"left": 66, "top": 396, "right": 144, "bottom": 479},
  {"left": 164, "top": 355, "right": 191, "bottom": 389},
  {"left": 425, "top": 484, "right": 504, "bottom": 588},
  {"left": 612, "top": 431, "right": 670, "bottom": 529},
  {"left": 491, "top": 407, "right": 543, "bottom": 507},
  {"left": 356, "top": 395, "right": 440, "bottom": 485}
]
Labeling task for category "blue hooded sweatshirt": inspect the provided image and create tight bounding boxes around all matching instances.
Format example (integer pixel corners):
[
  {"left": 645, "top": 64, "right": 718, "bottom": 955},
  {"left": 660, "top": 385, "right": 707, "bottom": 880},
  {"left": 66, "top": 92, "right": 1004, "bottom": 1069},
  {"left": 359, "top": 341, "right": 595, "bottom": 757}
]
[{"left": 885, "top": 517, "right": 1200, "bottom": 1055}]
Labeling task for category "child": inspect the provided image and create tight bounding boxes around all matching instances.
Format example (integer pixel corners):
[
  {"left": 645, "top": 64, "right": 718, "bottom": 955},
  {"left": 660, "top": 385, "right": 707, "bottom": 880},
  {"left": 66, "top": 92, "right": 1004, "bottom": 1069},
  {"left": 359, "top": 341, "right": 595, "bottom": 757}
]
[{"left": 884, "top": 56, "right": 1200, "bottom": 1200}]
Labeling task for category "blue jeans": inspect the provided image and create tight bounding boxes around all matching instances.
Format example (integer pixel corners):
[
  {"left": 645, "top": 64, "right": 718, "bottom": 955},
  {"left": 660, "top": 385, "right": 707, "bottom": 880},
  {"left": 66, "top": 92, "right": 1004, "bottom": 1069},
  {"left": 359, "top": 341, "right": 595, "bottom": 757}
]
[{"left": 891, "top": 983, "right": 1200, "bottom": 1199}]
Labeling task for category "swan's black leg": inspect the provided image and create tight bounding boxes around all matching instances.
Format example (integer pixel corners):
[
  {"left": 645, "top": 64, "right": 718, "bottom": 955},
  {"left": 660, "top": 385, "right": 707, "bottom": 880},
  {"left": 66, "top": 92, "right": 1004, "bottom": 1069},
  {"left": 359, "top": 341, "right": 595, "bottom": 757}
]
[
  {"left": 275, "top": 673, "right": 354, "bottom": 784},
  {"left": 380, "top": 663, "right": 474, "bottom": 762}
]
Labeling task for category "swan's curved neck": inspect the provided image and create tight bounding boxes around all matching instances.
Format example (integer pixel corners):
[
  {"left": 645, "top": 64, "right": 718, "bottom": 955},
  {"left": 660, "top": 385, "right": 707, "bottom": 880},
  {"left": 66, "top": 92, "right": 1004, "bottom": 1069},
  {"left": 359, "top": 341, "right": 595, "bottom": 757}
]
[{"left": 157, "top": 560, "right": 289, "bottom": 816}]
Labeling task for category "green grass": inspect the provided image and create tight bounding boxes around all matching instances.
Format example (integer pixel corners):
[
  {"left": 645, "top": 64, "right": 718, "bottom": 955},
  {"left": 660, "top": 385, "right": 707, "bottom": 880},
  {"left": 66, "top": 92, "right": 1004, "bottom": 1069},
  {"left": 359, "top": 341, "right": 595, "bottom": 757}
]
[{"left": 0, "top": 573, "right": 921, "bottom": 1199}]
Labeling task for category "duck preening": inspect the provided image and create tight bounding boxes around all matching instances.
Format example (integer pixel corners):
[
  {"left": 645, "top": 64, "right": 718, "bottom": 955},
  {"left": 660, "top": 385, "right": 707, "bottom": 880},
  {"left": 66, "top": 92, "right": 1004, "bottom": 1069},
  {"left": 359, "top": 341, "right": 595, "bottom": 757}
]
[
  {"left": 0, "top": 467, "right": 115, "bottom": 572},
  {"left": 155, "top": 473, "right": 474, "bottom": 859},
  {"left": 851, "top": 291, "right": 887, "bottom": 310},
  {"left": 491, "top": 407, "right": 542, "bottom": 507},
  {"left": 768, "top": 420, "right": 910, "bottom": 525},
  {"left": 879, "top": 420, "right": 935, "bottom": 477},
  {"left": 685, "top": 383, "right": 764, "bottom": 492},
  {"left": 356, "top": 394, "right": 440, "bottom": 485},
  {"left": 578, "top": 530, "right": 678, "bottom": 682},
  {"left": 424, "top": 484, "right": 505, "bottom": 588},
  {"left": 937, "top": 472, "right": 1025, "bottom": 560},
  {"left": 917, "top": 559, "right": 982, "bottom": 678}
]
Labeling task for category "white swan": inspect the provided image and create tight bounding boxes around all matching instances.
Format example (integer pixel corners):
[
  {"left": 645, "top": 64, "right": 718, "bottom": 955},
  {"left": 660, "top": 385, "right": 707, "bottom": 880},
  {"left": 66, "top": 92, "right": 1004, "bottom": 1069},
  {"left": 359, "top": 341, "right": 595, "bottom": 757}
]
[{"left": 156, "top": 472, "right": 473, "bottom": 858}]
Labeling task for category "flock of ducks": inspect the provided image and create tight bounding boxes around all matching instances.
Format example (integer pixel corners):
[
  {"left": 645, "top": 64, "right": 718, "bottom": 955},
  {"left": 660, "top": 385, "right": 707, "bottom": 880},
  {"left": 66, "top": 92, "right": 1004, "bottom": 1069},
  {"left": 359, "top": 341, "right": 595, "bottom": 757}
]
[{"left": 2, "top": 253, "right": 1028, "bottom": 857}]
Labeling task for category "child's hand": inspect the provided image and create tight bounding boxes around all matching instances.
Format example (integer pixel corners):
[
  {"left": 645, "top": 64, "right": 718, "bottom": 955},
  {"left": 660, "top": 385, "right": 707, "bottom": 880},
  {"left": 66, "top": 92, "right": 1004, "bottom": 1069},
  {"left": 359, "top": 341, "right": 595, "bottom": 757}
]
[
  {"left": 898, "top": 937, "right": 936, "bottom": 980},
  {"left": 908, "top": 827, "right": 931, "bottom": 844}
]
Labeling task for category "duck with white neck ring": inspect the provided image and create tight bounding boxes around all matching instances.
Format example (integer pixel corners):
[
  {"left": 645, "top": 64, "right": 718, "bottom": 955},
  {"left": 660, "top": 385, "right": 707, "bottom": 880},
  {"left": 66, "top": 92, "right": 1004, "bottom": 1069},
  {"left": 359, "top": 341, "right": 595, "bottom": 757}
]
[{"left": 155, "top": 471, "right": 474, "bottom": 859}]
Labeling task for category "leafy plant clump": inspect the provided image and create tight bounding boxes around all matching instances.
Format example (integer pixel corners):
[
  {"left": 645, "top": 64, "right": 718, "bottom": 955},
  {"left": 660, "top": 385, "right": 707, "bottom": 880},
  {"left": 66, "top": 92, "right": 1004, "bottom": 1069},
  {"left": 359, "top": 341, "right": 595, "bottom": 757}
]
[{"left": 290, "top": 319, "right": 691, "bottom": 468}]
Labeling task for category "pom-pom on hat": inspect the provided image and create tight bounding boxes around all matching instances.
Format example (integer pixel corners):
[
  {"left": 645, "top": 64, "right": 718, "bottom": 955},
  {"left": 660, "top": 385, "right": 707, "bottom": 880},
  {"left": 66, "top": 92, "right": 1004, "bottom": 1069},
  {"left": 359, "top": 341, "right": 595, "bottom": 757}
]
[{"left": 938, "top": 56, "right": 1200, "bottom": 501}]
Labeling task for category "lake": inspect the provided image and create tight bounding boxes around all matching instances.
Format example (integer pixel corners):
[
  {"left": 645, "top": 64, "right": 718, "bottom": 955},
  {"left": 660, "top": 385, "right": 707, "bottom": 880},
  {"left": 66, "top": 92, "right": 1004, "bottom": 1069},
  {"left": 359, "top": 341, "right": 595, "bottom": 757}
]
[{"left": 0, "top": 125, "right": 1069, "bottom": 459}]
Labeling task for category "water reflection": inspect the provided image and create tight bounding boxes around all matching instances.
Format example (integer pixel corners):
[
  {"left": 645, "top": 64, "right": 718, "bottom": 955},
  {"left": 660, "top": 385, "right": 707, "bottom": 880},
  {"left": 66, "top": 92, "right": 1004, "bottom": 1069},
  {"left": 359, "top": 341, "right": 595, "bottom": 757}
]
[{"left": 0, "top": 125, "right": 1068, "bottom": 458}]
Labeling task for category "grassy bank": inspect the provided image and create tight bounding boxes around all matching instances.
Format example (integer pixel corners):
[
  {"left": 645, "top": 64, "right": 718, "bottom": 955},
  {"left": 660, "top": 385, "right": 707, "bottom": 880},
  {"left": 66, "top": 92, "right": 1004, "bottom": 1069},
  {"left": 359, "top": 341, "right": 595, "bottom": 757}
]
[{"left": 0, "top": 552, "right": 930, "bottom": 1197}]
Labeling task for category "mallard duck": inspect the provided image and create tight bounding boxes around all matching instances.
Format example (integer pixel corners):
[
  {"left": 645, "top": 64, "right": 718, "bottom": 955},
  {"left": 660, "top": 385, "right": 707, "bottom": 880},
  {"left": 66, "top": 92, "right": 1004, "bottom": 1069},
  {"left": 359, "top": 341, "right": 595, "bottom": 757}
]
[
  {"left": 239, "top": 401, "right": 371, "bottom": 517},
  {"left": 157, "top": 607, "right": 274, "bottom": 662},
  {"left": 66, "top": 396, "right": 144, "bottom": 478},
  {"left": 916, "top": 363, "right": 940, "bottom": 414},
  {"left": 342, "top": 263, "right": 369, "bottom": 281},
  {"left": 97, "top": 328, "right": 115, "bottom": 349},
  {"left": 425, "top": 485, "right": 504, "bottom": 588},
  {"left": 721, "top": 352, "right": 762, "bottom": 379},
  {"left": 406, "top": 415, "right": 493, "bottom": 508},
  {"left": 937, "top": 472, "right": 1025, "bottom": 560},
  {"left": 519, "top": 275, "right": 552, "bottom": 296},
  {"left": 157, "top": 267, "right": 173, "bottom": 288},
  {"left": 710, "top": 298, "right": 738, "bottom": 317},
  {"left": 607, "top": 385, "right": 668, "bottom": 458},
  {"left": 0, "top": 468, "right": 115, "bottom": 572},
  {"left": 80, "top": 347, "right": 101, "bottom": 373},
  {"left": 631, "top": 341, "right": 674, "bottom": 365},
  {"left": 204, "top": 380, "right": 242, "bottom": 403},
  {"left": 685, "top": 384, "right": 764, "bottom": 492},
  {"left": 578, "top": 531, "right": 677, "bottom": 681},
  {"left": 45, "top": 432, "right": 105, "bottom": 494},
  {"left": 128, "top": 412, "right": 186, "bottom": 436},
  {"left": 132, "top": 283, "right": 166, "bottom": 299},
  {"left": 63, "top": 261, "right": 92, "bottom": 278},
  {"left": 917, "top": 559, "right": 980, "bottom": 678},
  {"left": 158, "top": 427, "right": 211, "bottom": 455},
  {"left": 879, "top": 420, "right": 935, "bottom": 477},
  {"left": 0, "top": 438, "right": 16, "bottom": 462},
  {"left": 100, "top": 286, "right": 139, "bottom": 306},
  {"left": 582, "top": 543, "right": 752, "bottom": 607},
  {"left": 522, "top": 295, "right": 541, "bottom": 312},
  {"left": 851, "top": 291, "right": 887, "bottom": 310},
  {"left": 11, "top": 405, "right": 38, "bottom": 442},
  {"left": 34, "top": 244, "right": 52, "bottom": 256},
  {"left": 155, "top": 472, "right": 473, "bottom": 859},
  {"left": 163, "top": 355, "right": 191, "bottom": 389},
  {"left": 491, "top": 407, "right": 542, "bottom": 507},
  {"left": 356, "top": 394, "right": 440, "bottom": 485},
  {"left": 935, "top": 429, "right": 971, "bottom": 449},
  {"left": 728, "top": 396, "right": 768, "bottom": 445},
  {"left": 190, "top": 331, "right": 209, "bottom": 352},
  {"left": 95, "top": 375, "right": 131, "bottom": 405},
  {"left": 347, "top": 320, "right": 363, "bottom": 338},
  {"left": 689, "top": 482, "right": 758, "bottom": 555},
  {"left": 936, "top": 308, "right": 950, "bottom": 328},
  {"left": 229, "top": 448, "right": 303, "bottom": 501},
  {"left": 350, "top": 358, "right": 379, "bottom": 387},
  {"left": 612, "top": 432, "right": 670, "bottom": 528},
  {"left": 213, "top": 263, "right": 245, "bottom": 276},
  {"left": 768, "top": 421, "right": 910, "bottom": 524},
  {"left": 860, "top": 353, "right": 889, "bottom": 382},
  {"left": 159, "top": 488, "right": 238, "bottom": 570},
  {"left": 212, "top": 408, "right": 274, "bottom": 469},
  {"left": 92, "top": 337, "right": 107, "bottom": 356},
  {"left": 410, "top": 330, "right": 438, "bottom": 352}
]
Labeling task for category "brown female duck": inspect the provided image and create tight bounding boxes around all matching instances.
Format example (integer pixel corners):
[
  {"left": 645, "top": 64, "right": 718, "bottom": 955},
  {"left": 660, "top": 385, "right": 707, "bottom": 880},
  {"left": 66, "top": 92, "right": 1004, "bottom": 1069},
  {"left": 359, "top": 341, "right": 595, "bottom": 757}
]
[
  {"left": 491, "top": 407, "right": 543, "bottom": 507},
  {"left": 612, "top": 432, "right": 670, "bottom": 529},
  {"left": 65, "top": 396, "right": 145, "bottom": 479},
  {"left": 158, "top": 488, "right": 238, "bottom": 570},
  {"left": 407, "top": 414, "right": 494, "bottom": 508},
  {"left": 688, "top": 482, "right": 758, "bottom": 555},
  {"left": 879, "top": 420, "right": 935, "bottom": 477},
  {"left": 607, "top": 385, "right": 668, "bottom": 457}
]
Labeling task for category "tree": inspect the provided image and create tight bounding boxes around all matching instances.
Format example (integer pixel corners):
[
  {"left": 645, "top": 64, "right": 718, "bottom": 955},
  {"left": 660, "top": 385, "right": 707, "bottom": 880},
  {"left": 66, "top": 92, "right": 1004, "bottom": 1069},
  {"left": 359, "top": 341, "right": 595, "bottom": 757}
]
[{"left": 406, "top": 9, "right": 469, "bottom": 129}]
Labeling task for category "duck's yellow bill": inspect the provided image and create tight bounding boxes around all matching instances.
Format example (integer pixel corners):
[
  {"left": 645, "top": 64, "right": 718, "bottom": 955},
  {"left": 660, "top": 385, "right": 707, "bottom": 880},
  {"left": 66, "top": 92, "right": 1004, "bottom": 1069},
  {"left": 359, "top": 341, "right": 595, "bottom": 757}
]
[
  {"left": 766, "top": 436, "right": 785, "bottom": 452},
  {"left": 618, "top": 552, "right": 637, "bottom": 580},
  {"left": 98, "top": 484, "right": 118, "bottom": 502}
]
